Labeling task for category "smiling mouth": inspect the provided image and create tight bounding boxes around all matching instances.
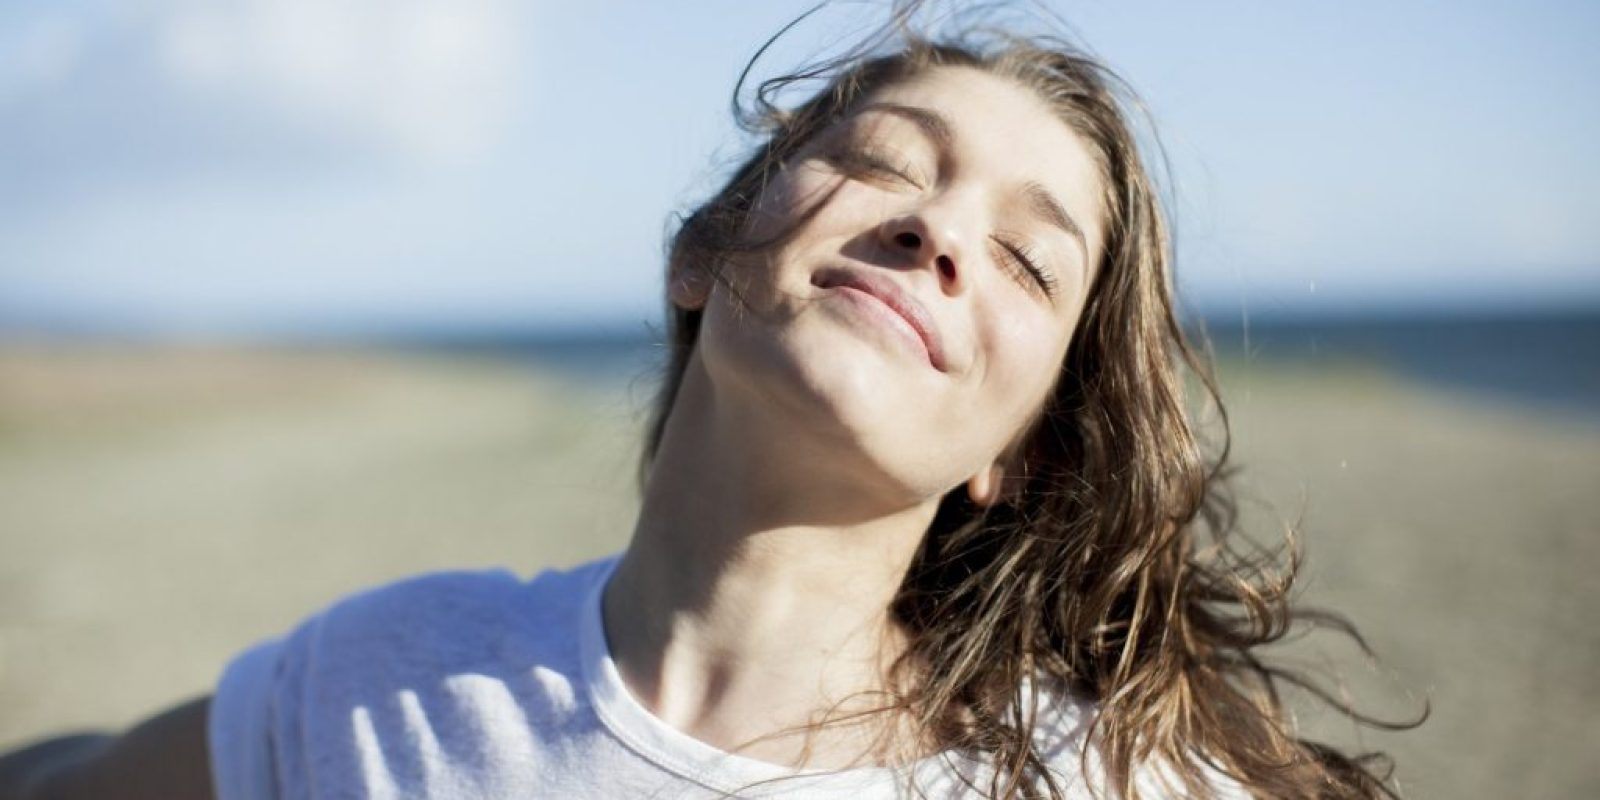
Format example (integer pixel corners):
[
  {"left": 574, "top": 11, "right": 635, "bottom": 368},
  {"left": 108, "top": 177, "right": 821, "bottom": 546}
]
[{"left": 812, "top": 267, "right": 948, "bottom": 372}]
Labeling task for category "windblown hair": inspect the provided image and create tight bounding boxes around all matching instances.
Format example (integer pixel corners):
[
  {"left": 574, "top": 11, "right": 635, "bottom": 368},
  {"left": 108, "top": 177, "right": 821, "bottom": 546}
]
[{"left": 641, "top": 4, "right": 1418, "bottom": 798}]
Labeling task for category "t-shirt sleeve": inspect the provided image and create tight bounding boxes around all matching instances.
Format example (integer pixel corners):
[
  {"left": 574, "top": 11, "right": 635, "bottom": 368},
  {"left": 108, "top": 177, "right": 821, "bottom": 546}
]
[
  {"left": 208, "top": 634, "right": 287, "bottom": 800},
  {"left": 207, "top": 605, "right": 327, "bottom": 800},
  {"left": 203, "top": 569, "right": 529, "bottom": 800}
]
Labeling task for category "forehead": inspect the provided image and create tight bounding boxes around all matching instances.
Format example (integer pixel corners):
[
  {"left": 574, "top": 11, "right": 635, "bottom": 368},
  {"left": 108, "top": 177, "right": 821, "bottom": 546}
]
[{"left": 846, "top": 65, "right": 1107, "bottom": 255}]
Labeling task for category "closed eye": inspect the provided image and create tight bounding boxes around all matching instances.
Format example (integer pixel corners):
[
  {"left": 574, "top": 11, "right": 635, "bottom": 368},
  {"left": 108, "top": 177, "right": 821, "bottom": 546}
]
[
  {"left": 992, "top": 234, "right": 1059, "bottom": 299},
  {"left": 829, "top": 146, "right": 924, "bottom": 188}
]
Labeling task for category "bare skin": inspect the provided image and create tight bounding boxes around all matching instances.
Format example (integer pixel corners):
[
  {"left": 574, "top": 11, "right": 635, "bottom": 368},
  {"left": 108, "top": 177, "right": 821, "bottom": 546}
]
[
  {"left": 604, "top": 346, "right": 945, "bottom": 768},
  {"left": 0, "top": 698, "right": 212, "bottom": 800}
]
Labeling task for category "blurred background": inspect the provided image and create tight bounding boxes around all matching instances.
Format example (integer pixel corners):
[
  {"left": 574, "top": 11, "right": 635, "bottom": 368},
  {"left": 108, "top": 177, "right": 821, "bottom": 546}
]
[{"left": 1, "top": 1, "right": 1595, "bottom": 797}]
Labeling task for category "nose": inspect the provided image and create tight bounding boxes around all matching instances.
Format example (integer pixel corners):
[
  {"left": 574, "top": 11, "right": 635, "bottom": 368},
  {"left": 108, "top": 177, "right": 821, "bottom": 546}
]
[{"left": 877, "top": 210, "right": 965, "bottom": 293}]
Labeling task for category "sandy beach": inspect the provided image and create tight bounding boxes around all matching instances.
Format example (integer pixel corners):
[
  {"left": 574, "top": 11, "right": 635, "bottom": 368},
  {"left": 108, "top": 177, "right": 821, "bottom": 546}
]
[{"left": 1, "top": 344, "right": 1596, "bottom": 799}]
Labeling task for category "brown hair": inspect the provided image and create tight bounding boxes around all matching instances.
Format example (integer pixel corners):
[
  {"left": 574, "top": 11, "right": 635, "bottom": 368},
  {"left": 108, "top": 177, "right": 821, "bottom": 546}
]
[{"left": 642, "top": 4, "right": 1419, "bottom": 798}]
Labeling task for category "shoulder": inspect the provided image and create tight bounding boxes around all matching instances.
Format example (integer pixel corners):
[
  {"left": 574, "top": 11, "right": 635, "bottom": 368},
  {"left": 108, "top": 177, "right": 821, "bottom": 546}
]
[
  {"left": 258, "top": 557, "right": 617, "bottom": 679},
  {"left": 308, "top": 568, "right": 531, "bottom": 652},
  {"left": 209, "top": 556, "right": 619, "bottom": 800},
  {"left": 282, "top": 557, "right": 616, "bottom": 664},
  {"left": 1030, "top": 689, "right": 1253, "bottom": 799}
]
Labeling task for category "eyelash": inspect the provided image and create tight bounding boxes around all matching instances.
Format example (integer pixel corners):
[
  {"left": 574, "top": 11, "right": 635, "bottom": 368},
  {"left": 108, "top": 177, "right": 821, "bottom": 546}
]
[
  {"left": 832, "top": 146, "right": 922, "bottom": 186},
  {"left": 832, "top": 145, "right": 1058, "bottom": 299},
  {"left": 993, "top": 234, "right": 1058, "bottom": 298}
]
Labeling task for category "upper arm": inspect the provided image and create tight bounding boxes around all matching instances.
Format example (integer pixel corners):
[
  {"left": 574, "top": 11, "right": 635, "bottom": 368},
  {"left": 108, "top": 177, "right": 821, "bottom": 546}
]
[{"left": 30, "top": 697, "right": 215, "bottom": 800}]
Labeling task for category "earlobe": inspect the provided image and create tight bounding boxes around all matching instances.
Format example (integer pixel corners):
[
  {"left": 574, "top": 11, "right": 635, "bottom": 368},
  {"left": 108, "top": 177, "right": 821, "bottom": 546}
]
[
  {"left": 966, "top": 461, "right": 1027, "bottom": 508},
  {"left": 965, "top": 463, "right": 1007, "bottom": 508},
  {"left": 668, "top": 264, "right": 712, "bottom": 310}
]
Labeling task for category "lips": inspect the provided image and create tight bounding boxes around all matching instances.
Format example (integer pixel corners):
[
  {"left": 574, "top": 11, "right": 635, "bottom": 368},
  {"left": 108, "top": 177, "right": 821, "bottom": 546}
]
[{"left": 812, "top": 266, "right": 948, "bottom": 372}]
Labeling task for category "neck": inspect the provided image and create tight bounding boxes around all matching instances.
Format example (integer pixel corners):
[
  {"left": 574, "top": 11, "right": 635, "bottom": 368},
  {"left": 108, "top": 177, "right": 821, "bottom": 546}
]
[{"left": 603, "top": 352, "right": 942, "bottom": 768}]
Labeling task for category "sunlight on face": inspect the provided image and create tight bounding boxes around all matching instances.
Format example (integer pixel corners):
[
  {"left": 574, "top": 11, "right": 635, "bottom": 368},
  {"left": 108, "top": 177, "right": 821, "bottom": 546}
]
[{"left": 693, "top": 66, "right": 1108, "bottom": 504}]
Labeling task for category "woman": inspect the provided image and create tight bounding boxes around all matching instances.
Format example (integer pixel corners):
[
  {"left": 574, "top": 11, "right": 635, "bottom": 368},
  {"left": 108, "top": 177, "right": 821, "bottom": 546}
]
[{"left": 0, "top": 4, "right": 1409, "bottom": 799}]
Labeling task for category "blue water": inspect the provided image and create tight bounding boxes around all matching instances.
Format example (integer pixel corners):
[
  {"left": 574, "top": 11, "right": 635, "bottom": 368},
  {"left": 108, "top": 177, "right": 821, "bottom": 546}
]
[
  {"left": 419, "top": 311, "right": 1600, "bottom": 422},
  {"left": 1198, "top": 311, "right": 1600, "bottom": 420}
]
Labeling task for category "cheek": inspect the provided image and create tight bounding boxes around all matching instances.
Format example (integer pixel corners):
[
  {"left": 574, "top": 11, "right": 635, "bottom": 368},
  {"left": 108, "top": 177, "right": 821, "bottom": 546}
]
[
  {"left": 978, "top": 311, "right": 1071, "bottom": 434},
  {"left": 742, "top": 163, "right": 844, "bottom": 244}
]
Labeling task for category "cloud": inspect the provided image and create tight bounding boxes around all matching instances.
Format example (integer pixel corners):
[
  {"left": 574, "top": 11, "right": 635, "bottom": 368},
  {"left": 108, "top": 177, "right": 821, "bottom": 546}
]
[
  {"left": 0, "top": 0, "right": 524, "bottom": 207},
  {"left": 156, "top": 0, "right": 519, "bottom": 161}
]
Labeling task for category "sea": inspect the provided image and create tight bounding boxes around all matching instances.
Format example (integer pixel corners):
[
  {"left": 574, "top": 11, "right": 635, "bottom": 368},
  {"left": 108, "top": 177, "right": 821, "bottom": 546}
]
[
  {"left": 415, "top": 309, "right": 1600, "bottom": 423},
  {"left": 1195, "top": 310, "right": 1600, "bottom": 421}
]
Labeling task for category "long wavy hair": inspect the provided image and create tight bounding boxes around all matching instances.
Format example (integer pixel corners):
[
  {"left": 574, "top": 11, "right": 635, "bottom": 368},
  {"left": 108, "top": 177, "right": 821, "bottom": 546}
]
[{"left": 639, "top": 5, "right": 1418, "bottom": 798}]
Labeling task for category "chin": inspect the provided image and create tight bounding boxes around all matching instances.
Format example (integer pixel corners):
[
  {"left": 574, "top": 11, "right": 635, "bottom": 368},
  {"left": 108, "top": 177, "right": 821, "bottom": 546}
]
[
  {"left": 792, "top": 334, "right": 964, "bottom": 473},
  {"left": 793, "top": 316, "right": 917, "bottom": 402},
  {"left": 697, "top": 303, "right": 964, "bottom": 495}
]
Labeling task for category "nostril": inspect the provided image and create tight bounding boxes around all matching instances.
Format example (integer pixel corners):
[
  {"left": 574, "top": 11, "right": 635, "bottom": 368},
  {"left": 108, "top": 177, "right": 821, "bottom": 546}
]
[
  {"left": 893, "top": 231, "right": 921, "bottom": 249},
  {"left": 937, "top": 255, "right": 956, "bottom": 281}
]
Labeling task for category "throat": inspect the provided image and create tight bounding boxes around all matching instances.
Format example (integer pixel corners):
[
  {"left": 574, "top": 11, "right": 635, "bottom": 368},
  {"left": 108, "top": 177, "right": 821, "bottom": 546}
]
[{"left": 601, "top": 524, "right": 932, "bottom": 770}]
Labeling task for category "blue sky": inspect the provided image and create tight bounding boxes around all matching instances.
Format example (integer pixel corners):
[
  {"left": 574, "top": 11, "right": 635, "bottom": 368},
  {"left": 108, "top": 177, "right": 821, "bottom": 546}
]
[{"left": 1, "top": 0, "right": 1596, "bottom": 336}]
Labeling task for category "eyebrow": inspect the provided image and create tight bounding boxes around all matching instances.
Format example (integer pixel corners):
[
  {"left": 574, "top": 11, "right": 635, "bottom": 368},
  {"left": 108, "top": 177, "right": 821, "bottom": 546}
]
[
  {"left": 855, "top": 101, "right": 955, "bottom": 151},
  {"left": 1020, "top": 180, "right": 1088, "bottom": 257},
  {"left": 855, "top": 101, "right": 1090, "bottom": 266}
]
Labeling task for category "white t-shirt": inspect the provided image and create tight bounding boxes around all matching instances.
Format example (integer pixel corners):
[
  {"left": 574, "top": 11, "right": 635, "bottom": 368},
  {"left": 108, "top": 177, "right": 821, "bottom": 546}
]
[{"left": 208, "top": 555, "right": 1240, "bottom": 799}]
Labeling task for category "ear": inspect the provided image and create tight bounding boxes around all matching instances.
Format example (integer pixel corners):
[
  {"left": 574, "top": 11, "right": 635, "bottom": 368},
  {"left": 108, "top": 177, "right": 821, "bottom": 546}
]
[
  {"left": 668, "top": 261, "right": 712, "bottom": 311},
  {"left": 965, "top": 462, "right": 1022, "bottom": 509}
]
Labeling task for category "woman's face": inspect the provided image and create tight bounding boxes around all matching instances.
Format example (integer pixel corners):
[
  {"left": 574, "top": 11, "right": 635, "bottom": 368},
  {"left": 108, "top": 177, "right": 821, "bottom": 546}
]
[{"left": 678, "top": 65, "right": 1107, "bottom": 506}]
